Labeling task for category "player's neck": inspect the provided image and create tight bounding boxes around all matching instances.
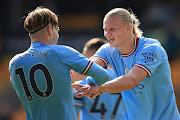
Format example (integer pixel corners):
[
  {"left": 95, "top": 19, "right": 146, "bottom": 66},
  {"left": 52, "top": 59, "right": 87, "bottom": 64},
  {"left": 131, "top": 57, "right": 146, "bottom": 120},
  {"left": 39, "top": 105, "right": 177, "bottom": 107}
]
[
  {"left": 117, "top": 35, "right": 136, "bottom": 55},
  {"left": 31, "top": 34, "right": 50, "bottom": 45}
]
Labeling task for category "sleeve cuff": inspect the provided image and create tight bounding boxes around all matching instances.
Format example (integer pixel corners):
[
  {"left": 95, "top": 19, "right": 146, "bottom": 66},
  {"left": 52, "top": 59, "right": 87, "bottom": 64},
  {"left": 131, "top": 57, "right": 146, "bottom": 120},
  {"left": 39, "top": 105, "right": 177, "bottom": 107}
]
[{"left": 135, "top": 64, "right": 151, "bottom": 77}]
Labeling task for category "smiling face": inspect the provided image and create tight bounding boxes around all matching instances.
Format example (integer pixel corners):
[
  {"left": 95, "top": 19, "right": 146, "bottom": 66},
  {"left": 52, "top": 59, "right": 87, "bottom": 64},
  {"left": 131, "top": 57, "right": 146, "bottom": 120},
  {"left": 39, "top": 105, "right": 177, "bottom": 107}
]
[{"left": 103, "top": 16, "right": 130, "bottom": 48}]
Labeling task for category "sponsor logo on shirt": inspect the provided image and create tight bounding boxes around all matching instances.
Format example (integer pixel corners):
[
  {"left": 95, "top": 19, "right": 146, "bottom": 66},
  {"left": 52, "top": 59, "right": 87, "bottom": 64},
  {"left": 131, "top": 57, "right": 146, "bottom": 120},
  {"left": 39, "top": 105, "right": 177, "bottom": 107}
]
[{"left": 142, "top": 52, "right": 157, "bottom": 63}]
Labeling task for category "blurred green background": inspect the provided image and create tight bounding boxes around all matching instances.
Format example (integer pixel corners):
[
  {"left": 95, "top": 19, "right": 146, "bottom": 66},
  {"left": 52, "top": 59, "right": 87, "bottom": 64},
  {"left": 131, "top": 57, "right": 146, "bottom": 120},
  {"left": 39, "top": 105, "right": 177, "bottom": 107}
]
[{"left": 0, "top": 0, "right": 180, "bottom": 119}]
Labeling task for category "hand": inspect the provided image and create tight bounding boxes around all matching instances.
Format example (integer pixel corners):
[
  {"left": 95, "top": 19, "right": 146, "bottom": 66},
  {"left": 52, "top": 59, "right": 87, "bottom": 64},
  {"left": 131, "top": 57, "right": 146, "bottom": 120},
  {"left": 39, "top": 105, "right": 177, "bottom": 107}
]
[
  {"left": 70, "top": 69, "right": 87, "bottom": 82},
  {"left": 72, "top": 83, "right": 102, "bottom": 100}
]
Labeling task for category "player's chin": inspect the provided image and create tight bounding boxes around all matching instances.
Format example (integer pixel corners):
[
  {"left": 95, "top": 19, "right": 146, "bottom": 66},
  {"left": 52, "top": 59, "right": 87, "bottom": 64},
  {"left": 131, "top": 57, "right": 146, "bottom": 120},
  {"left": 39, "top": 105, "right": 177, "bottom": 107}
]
[
  {"left": 108, "top": 40, "right": 115, "bottom": 47},
  {"left": 109, "top": 43, "right": 115, "bottom": 47}
]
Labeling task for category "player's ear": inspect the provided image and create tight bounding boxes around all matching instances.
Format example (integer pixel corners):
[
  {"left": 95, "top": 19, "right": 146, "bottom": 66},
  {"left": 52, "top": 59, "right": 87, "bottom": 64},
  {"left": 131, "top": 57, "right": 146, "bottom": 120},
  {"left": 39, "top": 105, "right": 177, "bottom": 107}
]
[
  {"left": 127, "top": 24, "right": 133, "bottom": 32},
  {"left": 47, "top": 24, "right": 52, "bottom": 36},
  {"left": 29, "top": 33, "right": 32, "bottom": 39}
]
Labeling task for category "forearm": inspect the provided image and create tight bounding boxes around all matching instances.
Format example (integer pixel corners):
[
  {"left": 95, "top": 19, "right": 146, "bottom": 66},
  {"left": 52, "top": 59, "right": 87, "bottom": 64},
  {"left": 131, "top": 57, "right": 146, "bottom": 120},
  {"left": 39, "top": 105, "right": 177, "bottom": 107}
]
[
  {"left": 73, "top": 66, "right": 147, "bottom": 98},
  {"left": 99, "top": 75, "right": 137, "bottom": 93},
  {"left": 86, "top": 62, "right": 109, "bottom": 85}
]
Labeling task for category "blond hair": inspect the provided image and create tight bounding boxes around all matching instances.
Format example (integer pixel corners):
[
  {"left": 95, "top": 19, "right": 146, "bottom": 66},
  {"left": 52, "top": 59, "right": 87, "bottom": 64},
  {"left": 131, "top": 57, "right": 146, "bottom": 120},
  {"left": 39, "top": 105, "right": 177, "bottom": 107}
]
[
  {"left": 104, "top": 8, "right": 143, "bottom": 37},
  {"left": 24, "top": 6, "right": 58, "bottom": 34}
]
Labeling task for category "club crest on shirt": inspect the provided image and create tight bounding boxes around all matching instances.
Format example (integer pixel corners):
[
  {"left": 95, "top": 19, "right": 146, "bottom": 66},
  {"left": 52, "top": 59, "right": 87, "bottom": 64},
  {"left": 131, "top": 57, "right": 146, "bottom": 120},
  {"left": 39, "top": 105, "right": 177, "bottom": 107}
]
[
  {"left": 125, "top": 67, "right": 129, "bottom": 75},
  {"left": 142, "top": 52, "right": 157, "bottom": 63}
]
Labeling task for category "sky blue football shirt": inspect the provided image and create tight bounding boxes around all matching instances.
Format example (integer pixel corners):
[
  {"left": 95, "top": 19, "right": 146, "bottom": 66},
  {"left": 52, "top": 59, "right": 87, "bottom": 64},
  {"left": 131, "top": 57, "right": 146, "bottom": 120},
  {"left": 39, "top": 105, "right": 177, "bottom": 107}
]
[
  {"left": 89, "top": 37, "right": 180, "bottom": 120},
  {"left": 9, "top": 42, "right": 109, "bottom": 120}
]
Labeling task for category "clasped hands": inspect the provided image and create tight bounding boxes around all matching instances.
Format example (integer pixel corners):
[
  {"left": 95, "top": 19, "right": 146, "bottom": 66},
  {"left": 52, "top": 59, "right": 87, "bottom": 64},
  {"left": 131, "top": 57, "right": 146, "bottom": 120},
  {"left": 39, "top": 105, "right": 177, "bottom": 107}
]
[{"left": 72, "top": 83, "right": 102, "bottom": 100}]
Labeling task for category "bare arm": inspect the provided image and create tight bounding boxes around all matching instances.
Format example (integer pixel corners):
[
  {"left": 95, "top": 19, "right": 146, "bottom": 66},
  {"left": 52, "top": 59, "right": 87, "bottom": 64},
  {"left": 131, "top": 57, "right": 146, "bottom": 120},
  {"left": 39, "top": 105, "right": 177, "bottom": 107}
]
[
  {"left": 99, "top": 66, "right": 147, "bottom": 93},
  {"left": 73, "top": 65, "right": 148, "bottom": 98}
]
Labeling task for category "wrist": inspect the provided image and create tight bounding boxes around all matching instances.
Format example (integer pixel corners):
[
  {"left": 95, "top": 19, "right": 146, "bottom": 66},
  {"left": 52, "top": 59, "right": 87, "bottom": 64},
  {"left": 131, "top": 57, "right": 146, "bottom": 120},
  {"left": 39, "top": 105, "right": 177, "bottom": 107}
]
[{"left": 98, "top": 85, "right": 103, "bottom": 95}]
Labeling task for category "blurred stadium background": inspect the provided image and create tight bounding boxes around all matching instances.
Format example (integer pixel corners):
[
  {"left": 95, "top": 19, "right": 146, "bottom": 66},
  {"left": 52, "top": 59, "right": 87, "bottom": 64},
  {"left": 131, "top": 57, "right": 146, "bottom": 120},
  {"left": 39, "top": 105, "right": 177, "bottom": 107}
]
[{"left": 0, "top": 0, "right": 180, "bottom": 119}]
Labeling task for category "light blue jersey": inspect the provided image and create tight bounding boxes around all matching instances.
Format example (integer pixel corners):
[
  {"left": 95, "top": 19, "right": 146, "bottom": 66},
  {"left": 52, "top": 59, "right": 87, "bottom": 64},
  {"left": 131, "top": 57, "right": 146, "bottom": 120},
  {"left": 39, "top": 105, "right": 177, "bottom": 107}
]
[
  {"left": 9, "top": 42, "right": 109, "bottom": 120},
  {"left": 74, "top": 68, "right": 128, "bottom": 120},
  {"left": 90, "top": 37, "right": 180, "bottom": 120}
]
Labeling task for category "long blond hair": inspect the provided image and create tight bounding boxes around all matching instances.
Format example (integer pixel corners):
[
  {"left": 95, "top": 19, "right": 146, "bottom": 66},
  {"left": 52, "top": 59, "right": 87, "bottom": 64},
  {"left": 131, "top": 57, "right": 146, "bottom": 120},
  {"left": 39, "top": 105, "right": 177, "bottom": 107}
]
[{"left": 104, "top": 8, "right": 143, "bottom": 37}]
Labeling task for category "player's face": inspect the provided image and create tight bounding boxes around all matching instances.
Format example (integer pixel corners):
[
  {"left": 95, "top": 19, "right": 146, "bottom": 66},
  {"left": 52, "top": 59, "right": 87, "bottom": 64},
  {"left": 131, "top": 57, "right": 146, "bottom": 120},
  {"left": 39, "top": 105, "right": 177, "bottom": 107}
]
[
  {"left": 103, "top": 16, "right": 129, "bottom": 48},
  {"left": 51, "top": 25, "right": 59, "bottom": 45}
]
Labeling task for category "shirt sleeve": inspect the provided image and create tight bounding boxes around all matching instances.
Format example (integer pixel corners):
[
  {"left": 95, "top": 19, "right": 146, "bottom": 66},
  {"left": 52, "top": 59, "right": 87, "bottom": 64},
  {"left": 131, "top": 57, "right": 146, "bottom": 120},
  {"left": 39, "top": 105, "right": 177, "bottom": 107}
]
[
  {"left": 135, "top": 43, "right": 167, "bottom": 77},
  {"left": 59, "top": 46, "right": 89, "bottom": 72},
  {"left": 92, "top": 44, "right": 109, "bottom": 66},
  {"left": 58, "top": 45, "right": 109, "bottom": 85},
  {"left": 86, "top": 67, "right": 116, "bottom": 85}
]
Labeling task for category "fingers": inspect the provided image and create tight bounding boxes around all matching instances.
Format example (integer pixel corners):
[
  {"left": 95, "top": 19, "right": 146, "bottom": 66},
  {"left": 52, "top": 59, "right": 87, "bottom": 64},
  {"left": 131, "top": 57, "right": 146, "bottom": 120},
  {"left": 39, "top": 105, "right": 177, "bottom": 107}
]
[
  {"left": 88, "top": 95, "right": 93, "bottom": 100},
  {"left": 73, "top": 84, "right": 100, "bottom": 100},
  {"left": 75, "top": 86, "right": 89, "bottom": 93},
  {"left": 70, "top": 69, "right": 74, "bottom": 76},
  {"left": 72, "top": 83, "right": 85, "bottom": 89},
  {"left": 81, "top": 88, "right": 92, "bottom": 96},
  {"left": 92, "top": 94, "right": 97, "bottom": 98},
  {"left": 87, "top": 94, "right": 98, "bottom": 100},
  {"left": 75, "top": 93, "right": 94, "bottom": 99},
  {"left": 75, "top": 92, "right": 98, "bottom": 100},
  {"left": 75, "top": 93, "right": 84, "bottom": 98}
]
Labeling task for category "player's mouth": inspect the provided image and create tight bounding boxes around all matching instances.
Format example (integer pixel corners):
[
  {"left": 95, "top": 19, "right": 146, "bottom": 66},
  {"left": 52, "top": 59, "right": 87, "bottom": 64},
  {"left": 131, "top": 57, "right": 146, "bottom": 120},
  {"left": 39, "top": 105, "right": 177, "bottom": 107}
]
[{"left": 108, "top": 38, "right": 115, "bottom": 43}]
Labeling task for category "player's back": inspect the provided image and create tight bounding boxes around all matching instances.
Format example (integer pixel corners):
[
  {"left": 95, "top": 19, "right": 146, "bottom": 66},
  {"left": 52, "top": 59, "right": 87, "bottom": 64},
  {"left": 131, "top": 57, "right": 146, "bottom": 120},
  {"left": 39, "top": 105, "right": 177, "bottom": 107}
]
[{"left": 9, "top": 42, "right": 77, "bottom": 120}]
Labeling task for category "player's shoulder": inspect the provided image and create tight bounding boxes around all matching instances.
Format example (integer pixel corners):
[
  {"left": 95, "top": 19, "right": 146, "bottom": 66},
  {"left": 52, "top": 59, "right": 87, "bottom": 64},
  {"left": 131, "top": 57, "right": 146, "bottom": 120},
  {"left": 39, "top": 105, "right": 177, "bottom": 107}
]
[
  {"left": 139, "top": 37, "right": 164, "bottom": 51},
  {"left": 9, "top": 51, "right": 27, "bottom": 69},
  {"left": 140, "top": 37, "right": 160, "bottom": 46},
  {"left": 10, "top": 51, "right": 26, "bottom": 62},
  {"left": 139, "top": 37, "right": 167, "bottom": 58}
]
